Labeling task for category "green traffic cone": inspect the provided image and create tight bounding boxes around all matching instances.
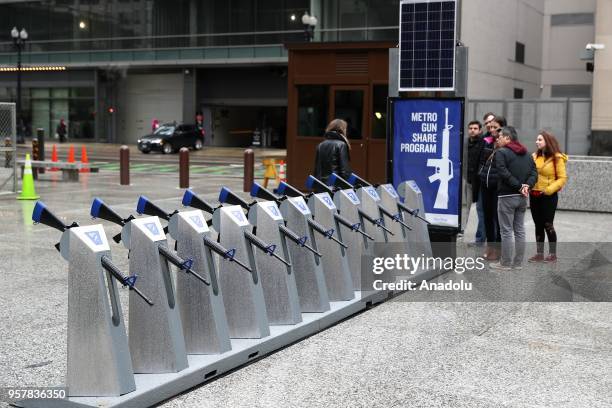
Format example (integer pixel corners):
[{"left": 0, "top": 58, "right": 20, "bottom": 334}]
[{"left": 17, "top": 153, "right": 40, "bottom": 200}]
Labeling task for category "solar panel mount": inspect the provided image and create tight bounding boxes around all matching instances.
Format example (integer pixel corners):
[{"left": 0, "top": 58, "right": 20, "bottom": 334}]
[{"left": 399, "top": 0, "right": 457, "bottom": 91}]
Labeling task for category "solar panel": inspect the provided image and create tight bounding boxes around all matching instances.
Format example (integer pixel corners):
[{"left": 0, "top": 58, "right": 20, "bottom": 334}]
[{"left": 399, "top": 0, "right": 457, "bottom": 91}]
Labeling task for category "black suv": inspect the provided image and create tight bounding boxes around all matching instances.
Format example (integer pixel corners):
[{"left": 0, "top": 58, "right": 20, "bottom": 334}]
[{"left": 137, "top": 123, "right": 204, "bottom": 154}]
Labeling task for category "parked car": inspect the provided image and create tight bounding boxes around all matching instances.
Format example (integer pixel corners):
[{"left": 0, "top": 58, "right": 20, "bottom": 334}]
[{"left": 137, "top": 123, "right": 204, "bottom": 154}]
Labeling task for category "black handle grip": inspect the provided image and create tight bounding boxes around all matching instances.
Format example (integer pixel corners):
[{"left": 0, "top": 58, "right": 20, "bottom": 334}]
[
  {"left": 244, "top": 230, "right": 291, "bottom": 267},
  {"left": 278, "top": 225, "right": 322, "bottom": 257},
  {"left": 397, "top": 202, "right": 431, "bottom": 224},
  {"left": 307, "top": 218, "right": 348, "bottom": 248},
  {"left": 158, "top": 245, "right": 210, "bottom": 286},
  {"left": 378, "top": 205, "right": 412, "bottom": 230},
  {"left": 101, "top": 255, "right": 154, "bottom": 306},
  {"left": 357, "top": 209, "right": 394, "bottom": 235},
  {"left": 333, "top": 213, "right": 374, "bottom": 241},
  {"left": 202, "top": 236, "right": 252, "bottom": 273}
]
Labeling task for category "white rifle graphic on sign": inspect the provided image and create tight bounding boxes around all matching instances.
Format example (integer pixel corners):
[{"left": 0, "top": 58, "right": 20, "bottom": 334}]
[{"left": 427, "top": 107, "right": 454, "bottom": 209}]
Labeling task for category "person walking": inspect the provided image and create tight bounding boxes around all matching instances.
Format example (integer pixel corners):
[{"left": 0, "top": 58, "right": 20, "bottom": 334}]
[
  {"left": 57, "top": 119, "right": 67, "bottom": 143},
  {"left": 478, "top": 115, "right": 506, "bottom": 260},
  {"left": 467, "top": 119, "right": 485, "bottom": 245},
  {"left": 490, "top": 126, "right": 537, "bottom": 270},
  {"left": 528, "top": 131, "right": 568, "bottom": 263},
  {"left": 313, "top": 119, "right": 351, "bottom": 184}
]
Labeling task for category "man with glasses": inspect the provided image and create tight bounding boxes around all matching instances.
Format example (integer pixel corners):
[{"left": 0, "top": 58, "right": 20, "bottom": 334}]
[
  {"left": 467, "top": 119, "right": 485, "bottom": 246},
  {"left": 490, "top": 126, "right": 537, "bottom": 270}
]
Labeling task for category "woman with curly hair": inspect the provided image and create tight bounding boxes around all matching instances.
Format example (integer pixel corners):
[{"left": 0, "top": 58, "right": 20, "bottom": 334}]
[{"left": 528, "top": 131, "right": 568, "bottom": 263}]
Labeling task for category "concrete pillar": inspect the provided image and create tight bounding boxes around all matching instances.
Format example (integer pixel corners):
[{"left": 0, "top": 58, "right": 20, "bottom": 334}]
[
  {"left": 189, "top": 0, "right": 198, "bottom": 47},
  {"left": 183, "top": 68, "right": 197, "bottom": 124},
  {"left": 311, "top": 0, "right": 322, "bottom": 41},
  {"left": 591, "top": 0, "right": 612, "bottom": 154}
]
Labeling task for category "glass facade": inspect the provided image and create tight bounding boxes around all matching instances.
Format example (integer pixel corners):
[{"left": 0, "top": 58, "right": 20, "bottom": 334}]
[
  {"left": 0, "top": 87, "right": 95, "bottom": 139},
  {"left": 0, "top": 0, "right": 399, "bottom": 53}
]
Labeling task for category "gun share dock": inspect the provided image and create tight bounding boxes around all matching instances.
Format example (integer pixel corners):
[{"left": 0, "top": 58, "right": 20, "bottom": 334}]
[{"left": 23, "top": 178, "right": 437, "bottom": 408}]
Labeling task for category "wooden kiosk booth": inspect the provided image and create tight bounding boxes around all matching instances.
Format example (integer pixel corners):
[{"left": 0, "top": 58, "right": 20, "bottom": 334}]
[{"left": 285, "top": 41, "right": 395, "bottom": 187}]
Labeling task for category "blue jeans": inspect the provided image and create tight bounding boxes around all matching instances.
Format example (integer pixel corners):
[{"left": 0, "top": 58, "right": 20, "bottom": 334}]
[{"left": 475, "top": 189, "right": 486, "bottom": 243}]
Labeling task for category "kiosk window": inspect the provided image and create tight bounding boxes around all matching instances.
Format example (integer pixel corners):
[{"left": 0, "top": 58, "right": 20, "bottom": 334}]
[
  {"left": 297, "top": 85, "right": 329, "bottom": 137},
  {"left": 334, "top": 89, "right": 363, "bottom": 139}
]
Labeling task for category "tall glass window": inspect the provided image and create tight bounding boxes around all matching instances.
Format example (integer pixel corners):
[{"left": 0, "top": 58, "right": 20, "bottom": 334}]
[
  {"left": 29, "top": 87, "right": 94, "bottom": 140},
  {"left": 297, "top": 85, "right": 328, "bottom": 137}
]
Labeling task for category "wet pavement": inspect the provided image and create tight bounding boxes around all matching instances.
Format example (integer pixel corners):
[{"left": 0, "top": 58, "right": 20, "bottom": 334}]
[{"left": 0, "top": 168, "right": 611, "bottom": 408}]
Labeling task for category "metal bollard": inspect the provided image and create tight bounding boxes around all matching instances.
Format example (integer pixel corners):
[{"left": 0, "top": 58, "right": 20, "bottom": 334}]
[
  {"left": 243, "top": 148, "right": 254, "bottom": 192},
  {"left": 37, "top": 128, "right": 45, "bottom": 174},
  {"left": 31, "top": 139, "right": 39, "bottom": 180},
  {"left": 120, "top": 145, "right": 129, "bottom": 185},
  {"left": 179, "top": 147, "right": 189, "bottom": 188}
]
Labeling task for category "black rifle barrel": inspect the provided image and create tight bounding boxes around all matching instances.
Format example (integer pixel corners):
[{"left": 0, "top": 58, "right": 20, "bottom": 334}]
[
  {"left": 349, "top": 173, "right": 373, "bottom": 187},
  {"left": 278, "top": 225, "right": 322, "bottom": 257},
  {"left": 378, "top": 205, "right": 412, "bottom": 230},
  {"left": 202, "top": 236, "right": 252, "bottom": 273},
  {"left": 328, "top": 173, "right": 354, "bottom": 190},
  {"left": 158, "top": 245, "right": 210, "bottom": 286},
  {"left": 100, "top": 255, "right": 154, "bottom": 306},
  {"left": 333, "top": 213, "right": 374, "bottom": 241},
  {"left": 307, "top": 218, "right": 348, "bottom": 249},
  {"left": 307, "top": 175, "right": 336, "bottom": 194},
  {"left": 397, "top": 202, "right": 431, "bottom": 224},
  {"left": 357, "top": 209, "right": 394, "bottom": 235},
  {"left": 244, "top": 230, "right": 291, "bottom": 267}
]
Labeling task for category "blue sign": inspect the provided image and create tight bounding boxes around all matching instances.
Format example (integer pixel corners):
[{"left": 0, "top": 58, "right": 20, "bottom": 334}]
[
  {"left": 345, "top": 191, "right": 360, "bottom": 204},
  {"left": 231, "top": 210, "right": 245, "bottom": 222},
  {"left": 189, "top": 215, "right": 204, "bottom": 228},
  {"left": 85, "top": 231, "right": 103, "bottom": 246},
  {"left": 391, "top": 98, "right": 463, "bottom": 228},
  {"left": 144, "top": 222, "right": 160, "bottom": 236},
  {"left": 267, "top": 204, "right": 280, "bottom": 217}
]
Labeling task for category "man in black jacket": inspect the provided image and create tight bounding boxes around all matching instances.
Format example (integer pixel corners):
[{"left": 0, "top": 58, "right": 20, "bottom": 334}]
[
  {"left": 467, "top": 120, "right": 484, "bottom": 245},
  {"left": 478, "top": 115, "right": 506, "bottom": 260},
  {"left": 490, "top": 126, "right": 537, "bottom": 270}
]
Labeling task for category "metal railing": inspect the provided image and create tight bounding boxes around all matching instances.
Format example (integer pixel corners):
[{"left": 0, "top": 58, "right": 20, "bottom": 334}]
[
  {"left": 468, "top": 98, "right": 593, "bottom": 155},
  {"left": 0, "top": 26, "right": 398, "bottom": 55}
]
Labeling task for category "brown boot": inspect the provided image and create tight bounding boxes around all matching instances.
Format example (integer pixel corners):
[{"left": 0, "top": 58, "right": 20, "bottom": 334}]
[
  {"left": 488, "top": 247, "right": 500, "bottom": 261},
  {"left": 528, "top": 253, "right": 545, "bottom": 263},
  {"left": 482, "top": 246, "right": 491, "bottom": 259}
]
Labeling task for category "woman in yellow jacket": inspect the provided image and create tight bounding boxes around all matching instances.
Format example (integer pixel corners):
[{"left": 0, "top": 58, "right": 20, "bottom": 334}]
[{"left": 528, "top": 131, "right": 568, "bottom": 263}]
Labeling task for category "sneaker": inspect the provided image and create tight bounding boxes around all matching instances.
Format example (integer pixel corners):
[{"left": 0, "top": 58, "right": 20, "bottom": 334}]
[
  {"left": 489, "top": 262, "right": 512, "bottom": 271},
  {"left": 544, "top": 254, "right": 557, "bottom": 263},
  {"left": 512, "top": 264, "right": 523, "bottom": 270},
  {"left": 528, "top": 253, "right": 545, "bottom": 263}
]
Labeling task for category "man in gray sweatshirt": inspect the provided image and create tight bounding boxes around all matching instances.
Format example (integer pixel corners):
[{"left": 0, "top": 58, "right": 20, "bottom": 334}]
[{"left": 490, "top": 126, "right": 537, "bottom": 270}]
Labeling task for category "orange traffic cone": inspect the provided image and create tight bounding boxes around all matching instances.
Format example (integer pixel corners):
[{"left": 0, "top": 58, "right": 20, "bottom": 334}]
[
  {"left": 67, "top": 145, "right": 75, "bottom": 163},
  {"left": 278, "top": 160, "right": 287, "bottom": 183},
  {"left": 79, "top": 145, "right": 90, "bottom": 173},
  {"left": 50, "top": 144, "right": 59, "bottom": 172}
]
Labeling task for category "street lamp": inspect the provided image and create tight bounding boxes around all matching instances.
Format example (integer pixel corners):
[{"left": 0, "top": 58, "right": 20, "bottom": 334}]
[
  {"left": 301, "top": 12, "right": 318, "bottom": 42},
  {"left": 11, "top": 27, "right": 28, "bottom": 144}
]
